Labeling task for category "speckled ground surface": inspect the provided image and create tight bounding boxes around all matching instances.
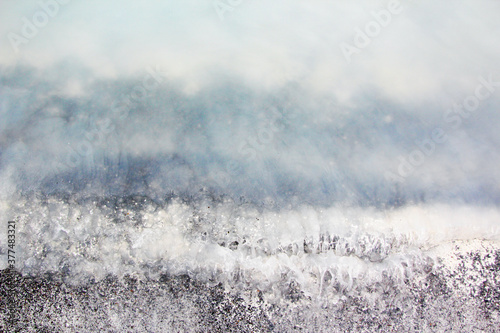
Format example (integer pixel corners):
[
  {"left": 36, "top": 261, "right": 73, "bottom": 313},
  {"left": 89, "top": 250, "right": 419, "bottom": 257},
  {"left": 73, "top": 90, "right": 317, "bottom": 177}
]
[{"left": 2, "top": 240, "right": 499, "bottom": 333}]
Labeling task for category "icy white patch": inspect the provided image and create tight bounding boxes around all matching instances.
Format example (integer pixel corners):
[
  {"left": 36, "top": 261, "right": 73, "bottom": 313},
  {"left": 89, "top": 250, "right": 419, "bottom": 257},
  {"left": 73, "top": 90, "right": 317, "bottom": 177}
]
[
  {"left": 428, "top": 239, "right": 500, "bottom": 295},
  {"left": 2, "top": 197, "right": 499, "bottom": 299}
]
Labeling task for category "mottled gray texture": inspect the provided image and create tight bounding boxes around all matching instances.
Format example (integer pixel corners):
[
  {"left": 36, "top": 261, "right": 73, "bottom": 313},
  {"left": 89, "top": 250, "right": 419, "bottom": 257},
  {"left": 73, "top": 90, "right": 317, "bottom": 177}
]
[{"left": 2, "top": 242, "right": 499, "bottom": 332}]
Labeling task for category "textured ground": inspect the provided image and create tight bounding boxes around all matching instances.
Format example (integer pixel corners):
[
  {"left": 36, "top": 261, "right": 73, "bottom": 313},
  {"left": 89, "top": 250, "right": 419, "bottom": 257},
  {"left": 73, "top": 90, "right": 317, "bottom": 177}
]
[{"left": 2, "top": 240, "right": 499, "bottom": 333}]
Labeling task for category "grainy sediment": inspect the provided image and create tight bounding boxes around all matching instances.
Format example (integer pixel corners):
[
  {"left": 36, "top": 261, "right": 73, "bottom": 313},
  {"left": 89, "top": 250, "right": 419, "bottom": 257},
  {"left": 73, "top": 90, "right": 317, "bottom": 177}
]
[{"left": 2, "top": 240, "right": 499, "bottom": 332}]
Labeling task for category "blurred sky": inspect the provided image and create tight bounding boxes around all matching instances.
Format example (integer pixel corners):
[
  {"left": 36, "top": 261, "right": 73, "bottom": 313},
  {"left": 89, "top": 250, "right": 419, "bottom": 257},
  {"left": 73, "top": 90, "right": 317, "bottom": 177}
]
[{"left": 1, "top": 0, "right": 500, "bottom": 206}]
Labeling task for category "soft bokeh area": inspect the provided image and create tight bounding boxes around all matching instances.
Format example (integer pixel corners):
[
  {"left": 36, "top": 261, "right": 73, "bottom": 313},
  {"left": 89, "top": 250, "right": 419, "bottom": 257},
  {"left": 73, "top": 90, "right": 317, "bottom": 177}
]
[{"left": 1, "top": 0, "right": 500, "bottom": 207}]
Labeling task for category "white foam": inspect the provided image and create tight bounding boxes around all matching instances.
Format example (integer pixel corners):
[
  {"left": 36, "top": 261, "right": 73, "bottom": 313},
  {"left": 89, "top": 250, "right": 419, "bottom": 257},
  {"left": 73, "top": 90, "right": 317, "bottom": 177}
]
[{"left": 2, "top": 197, "right": 499, "bottom": 297}]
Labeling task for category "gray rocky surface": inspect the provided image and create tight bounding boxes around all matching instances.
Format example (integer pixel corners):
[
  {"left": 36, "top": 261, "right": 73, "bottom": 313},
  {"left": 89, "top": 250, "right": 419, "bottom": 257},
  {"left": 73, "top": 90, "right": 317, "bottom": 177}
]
[{"left": 2, "top": 242, "right": 499, "bottom": 332}]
